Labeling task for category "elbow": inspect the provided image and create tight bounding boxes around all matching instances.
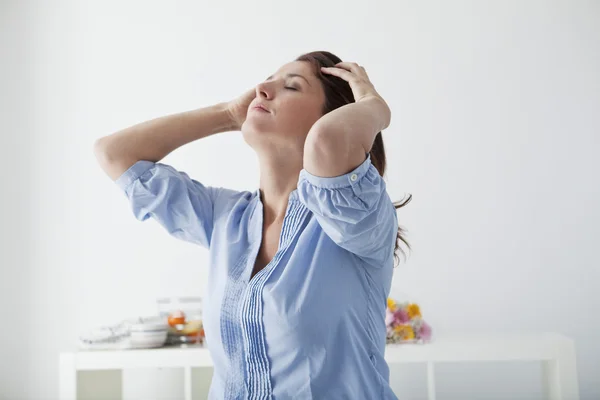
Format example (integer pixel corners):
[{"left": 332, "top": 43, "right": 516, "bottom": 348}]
[
  {"left": 93, "top": 137, "right": 114, "bottom": 168},
  {"left": 303, "top": 129, "right": 351, "bottom": 177},
  {"left": 93, "top": 136, "right": 130, "bottom": 180},
  {"left": 303, "top": 127, "right": 369, "bottom": 177},
  {"left": 303, "top": 129, "right": 336, "bottom": 165},
  {"left": 304, "top": 127, "right": 340, "bottom": 157}
]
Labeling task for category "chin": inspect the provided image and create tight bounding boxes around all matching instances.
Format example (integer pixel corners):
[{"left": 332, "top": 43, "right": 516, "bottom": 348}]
[
  {"left": 242, "top": 118, "right": 276, "bottom": 136},
  {"left": 241, "top": 125, "right": 269, "bottom": 148},
  {"left": 243, "top": 130, "right": 288, "bottom": 156}
]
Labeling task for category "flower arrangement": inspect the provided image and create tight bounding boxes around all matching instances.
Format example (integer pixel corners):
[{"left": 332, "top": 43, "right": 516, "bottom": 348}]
[{"left": 386, "top": 298, "right": 432, "bottom": 344}]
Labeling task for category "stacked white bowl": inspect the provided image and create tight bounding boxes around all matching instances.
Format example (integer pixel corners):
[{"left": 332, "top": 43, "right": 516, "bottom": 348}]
[{"left": 123, "top": 316, "right": 169, "bottom": 349}]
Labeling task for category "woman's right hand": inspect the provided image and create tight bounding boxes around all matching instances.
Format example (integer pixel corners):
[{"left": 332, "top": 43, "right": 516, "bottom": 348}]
[{"left": 226, "top": 88, "right": 257, "bottom": 131}]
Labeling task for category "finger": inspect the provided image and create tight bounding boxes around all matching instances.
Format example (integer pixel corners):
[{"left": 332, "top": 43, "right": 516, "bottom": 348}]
[
  {"left": 335, "top": 62, "right": 368, "bottom": 78},
  {"left": 320, "top": 66, "right": 355, "bottom": 82},
  {"left": 360, "top": 66, "right": 369, "bottom": 78}
]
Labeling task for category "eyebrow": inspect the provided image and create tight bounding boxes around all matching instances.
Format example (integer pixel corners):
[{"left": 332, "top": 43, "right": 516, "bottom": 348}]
[{"left": 266, "top": 73, "right": 311, "bottom": 86}]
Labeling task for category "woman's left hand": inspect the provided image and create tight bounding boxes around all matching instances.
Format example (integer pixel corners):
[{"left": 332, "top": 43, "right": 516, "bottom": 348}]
[
  {"left": 320, "top": 62, "right": 385, "bottom": 102},
  {"left": 321, "top": 62, "right": 391, "bottom": 127}
]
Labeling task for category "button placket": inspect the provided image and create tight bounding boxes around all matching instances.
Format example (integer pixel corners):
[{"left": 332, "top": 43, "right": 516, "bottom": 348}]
[{"left": 239, "top": 201, "right": 309, "bottom": 398}]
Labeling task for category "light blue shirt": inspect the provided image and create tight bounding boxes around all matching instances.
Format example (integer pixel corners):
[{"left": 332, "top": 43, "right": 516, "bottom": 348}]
[{"left": 116, "top": 153, "right": 399, "bottom": 399}]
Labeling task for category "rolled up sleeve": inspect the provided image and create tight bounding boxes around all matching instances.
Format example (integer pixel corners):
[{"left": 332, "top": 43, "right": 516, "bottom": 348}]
[
  {"left": 116, "top": 160, "right": 219, "bottom": 249},
  {"left": 297, "top": 154, "right": 398, "bottom": 267}
]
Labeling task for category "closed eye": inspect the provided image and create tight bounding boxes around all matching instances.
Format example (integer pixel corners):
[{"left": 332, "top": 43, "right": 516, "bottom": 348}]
[{"left": 285, "top": 87, "right": 298, "bottom": 91}]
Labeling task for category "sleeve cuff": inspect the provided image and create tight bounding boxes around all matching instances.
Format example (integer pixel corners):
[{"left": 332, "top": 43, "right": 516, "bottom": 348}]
[
  {"left": 298, "top": 153, "right": 373, "bottom": 189},
  {"left": 115, "top": 160, "right": 156, "bottom": 192}
]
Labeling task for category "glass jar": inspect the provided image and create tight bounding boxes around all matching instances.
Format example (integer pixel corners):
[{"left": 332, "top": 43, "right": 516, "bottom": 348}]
[{"left": 156, "top": 297, "right": 205, "bottom": 347}]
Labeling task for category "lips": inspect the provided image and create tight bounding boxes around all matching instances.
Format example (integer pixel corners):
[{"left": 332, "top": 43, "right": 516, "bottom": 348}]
[{"left": 253, "top": 104, "right": 270, "bottom": 113}]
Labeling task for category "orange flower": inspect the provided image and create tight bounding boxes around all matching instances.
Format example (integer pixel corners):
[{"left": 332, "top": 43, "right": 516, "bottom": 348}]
[
  {"left": 394, "top": 324, "right": 415, "bottom": 340},
  {"left": 387, "top": 298, "right": 397, "bottom": 312},
  {"left": 405, "top": 303, "right": 421, "bottom": 319}
]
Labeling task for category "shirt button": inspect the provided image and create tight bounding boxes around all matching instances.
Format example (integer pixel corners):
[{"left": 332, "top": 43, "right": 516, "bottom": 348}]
[{"left": 350, "top": 173, "right": 358, "bottom": 182}]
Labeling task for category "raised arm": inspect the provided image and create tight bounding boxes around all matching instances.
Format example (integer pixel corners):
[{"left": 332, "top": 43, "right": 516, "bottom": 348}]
[
  {"left": 94, "top": 88, "right": 256, "bottom": 180},
  {"left": 93, "top": 103, "right": 232, "bottom": 180}
]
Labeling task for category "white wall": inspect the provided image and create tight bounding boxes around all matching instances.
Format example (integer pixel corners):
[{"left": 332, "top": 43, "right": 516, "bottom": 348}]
[
  {"left": 1, "top": 0, "right": 599, "bottom": 399},
  {"left": 1, "top": 2, "right": 37, "bottom": 399}
]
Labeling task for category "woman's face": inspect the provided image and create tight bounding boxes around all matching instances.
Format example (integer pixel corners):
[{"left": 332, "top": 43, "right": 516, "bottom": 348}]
[{"left": 242, "top": 61, "right": 326, "bottom": 153}]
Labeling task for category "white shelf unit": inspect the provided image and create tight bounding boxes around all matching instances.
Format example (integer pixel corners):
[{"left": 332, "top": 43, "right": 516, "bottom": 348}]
[{"left": 59, "top": 332, "right": 579, "bottom": 400}]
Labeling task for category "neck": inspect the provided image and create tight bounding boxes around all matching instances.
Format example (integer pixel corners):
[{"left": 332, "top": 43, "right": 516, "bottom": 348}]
[{"left": 257, "top": 151, "right": 303, "bottom": 224}]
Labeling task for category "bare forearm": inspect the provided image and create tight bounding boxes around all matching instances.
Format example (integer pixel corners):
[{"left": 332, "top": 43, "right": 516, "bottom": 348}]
[
  {"left": 94, "top": 102, "right": 235, "bottom": 180},
  {"left": 309, "top": 97, "right": 390, "bottom": 151},
  {"left": 303, "top": 97, "right": 391, "bottom": 177}
]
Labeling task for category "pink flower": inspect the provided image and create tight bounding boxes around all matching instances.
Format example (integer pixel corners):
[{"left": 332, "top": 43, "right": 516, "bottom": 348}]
[
  {"left": 385, "top": 308, "right": 395, "bottom": 327},
  {"left": 394, "top": 309, "right": 410, "bottom": 325},
  {"left": 419, "top": 321, "right": 432, "bottom": 341}
]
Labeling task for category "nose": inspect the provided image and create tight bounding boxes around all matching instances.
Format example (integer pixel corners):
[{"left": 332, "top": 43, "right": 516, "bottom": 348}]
[{"left": 255, "top": 81, "right": 273, "bottom": 100}]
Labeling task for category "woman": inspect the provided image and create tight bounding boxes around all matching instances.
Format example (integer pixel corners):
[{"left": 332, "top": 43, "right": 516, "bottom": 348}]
[{"left": 95, "top": 51, "right": 409, "bottom": 399}]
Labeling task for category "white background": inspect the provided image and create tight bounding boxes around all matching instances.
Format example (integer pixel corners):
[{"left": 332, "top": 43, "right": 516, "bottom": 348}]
[{"left": 1, "top": 0, "right": 599, "bottom": 399}]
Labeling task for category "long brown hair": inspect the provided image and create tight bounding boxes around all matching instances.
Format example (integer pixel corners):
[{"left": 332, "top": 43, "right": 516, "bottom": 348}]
[{"left": 296, "top": 51, "right": 411, "bottom": 265}]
